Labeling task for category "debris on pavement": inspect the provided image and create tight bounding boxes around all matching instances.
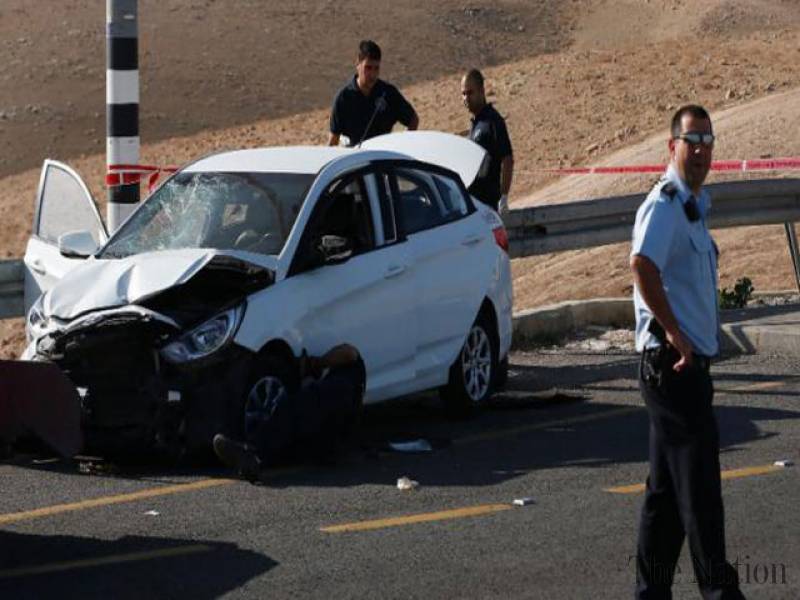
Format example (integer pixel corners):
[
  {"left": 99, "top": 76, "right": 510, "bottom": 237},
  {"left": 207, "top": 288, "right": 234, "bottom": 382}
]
[
  {"left": 77, "top": 457, "right": 118, "bottom": 476},
  {"left": 388, "top": 439, "right": 433, "bottom": 453},
  {"left": 396, "top": 476, "right": 420, "bottom": 491}
]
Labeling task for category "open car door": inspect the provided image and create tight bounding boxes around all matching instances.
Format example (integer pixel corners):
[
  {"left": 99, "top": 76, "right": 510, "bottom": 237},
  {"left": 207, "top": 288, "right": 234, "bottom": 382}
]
[
  {"left": 361, "top": 131, "right": 487, "bottom": 189},
  {"left": 23, "top": 160, "right": 108, "bottom": 314}
]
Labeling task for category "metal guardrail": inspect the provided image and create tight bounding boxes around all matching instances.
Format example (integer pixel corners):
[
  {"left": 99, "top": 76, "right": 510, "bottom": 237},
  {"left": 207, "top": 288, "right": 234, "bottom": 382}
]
[
  {"left": 2, "top": 178, "right": 800, "bottom": 321},
  {"left": 0, "top": 259, "right": 24, "bottom": 320},
  {"left": 505, "top": 178, "right": 800, "bottom": 258}
]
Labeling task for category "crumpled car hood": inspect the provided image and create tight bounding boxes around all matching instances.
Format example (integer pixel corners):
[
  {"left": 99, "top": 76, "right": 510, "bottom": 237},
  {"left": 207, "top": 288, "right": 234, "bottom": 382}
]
[{"left": 43, "top": 248, "right": 277, "bottom": 321}]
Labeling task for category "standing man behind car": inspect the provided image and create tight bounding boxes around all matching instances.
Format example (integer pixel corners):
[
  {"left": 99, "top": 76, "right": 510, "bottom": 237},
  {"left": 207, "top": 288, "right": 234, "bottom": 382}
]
[
  {"left": 328, "top": 40, "right": 419, "bottom": 147},
  {"left": 461, "top": 69, "right": 514, "bottom": 213},
  {"left": 630, "top": 105, "right": 745, "bottom": 599}
]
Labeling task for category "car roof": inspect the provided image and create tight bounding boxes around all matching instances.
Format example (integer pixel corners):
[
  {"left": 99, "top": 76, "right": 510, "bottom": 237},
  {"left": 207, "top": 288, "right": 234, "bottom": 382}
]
[
  {"left": 178, "top": 132, "right": 487, "bottom": 189},
  {"left": 183, "top": 146, "right": 374, "bottom": 175}
]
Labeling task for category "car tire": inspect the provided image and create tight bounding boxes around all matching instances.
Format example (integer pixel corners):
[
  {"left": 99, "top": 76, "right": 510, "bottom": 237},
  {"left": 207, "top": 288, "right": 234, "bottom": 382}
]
[
  {"left": 441, "top": 312, "right": 497, "bottom": 418},
  {"left": 494, "top": 354, "right": 509, "bottom": 392},
  {"left": 235, "top": 354, "right": 298, "bottom": 440}
]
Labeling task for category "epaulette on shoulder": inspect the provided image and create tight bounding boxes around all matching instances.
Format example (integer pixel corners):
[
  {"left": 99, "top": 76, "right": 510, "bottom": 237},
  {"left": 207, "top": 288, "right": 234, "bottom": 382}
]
[
  {"left": 661, "top": 183, "right": 677, "bottom": 199},
  {"left": 651, "top": 177, "right": 677, "bottom": 201}
]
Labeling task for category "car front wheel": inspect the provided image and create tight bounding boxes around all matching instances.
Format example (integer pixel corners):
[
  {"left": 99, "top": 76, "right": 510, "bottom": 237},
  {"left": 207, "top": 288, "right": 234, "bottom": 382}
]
[
  {"left": 441, "top": 313, "right": 497, "bottom": 417},
  {"left": 236, "top": 355, "right": 297, "bottom": 441}
]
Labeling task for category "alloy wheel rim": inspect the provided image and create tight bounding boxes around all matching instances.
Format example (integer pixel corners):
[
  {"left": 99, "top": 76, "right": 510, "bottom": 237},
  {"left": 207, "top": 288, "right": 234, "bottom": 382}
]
[
  {"left": 244, "top": 375, "right": 286, "bottom": 435},
  {"left": 461, "top": 325, "right": 492, "bottom": 402}
]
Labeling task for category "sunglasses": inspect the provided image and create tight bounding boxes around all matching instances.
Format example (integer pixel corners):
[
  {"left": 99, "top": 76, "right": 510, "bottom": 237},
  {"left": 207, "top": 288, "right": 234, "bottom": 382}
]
[{"left": 674, "top": 132, "right": 715, "bottom": 147}]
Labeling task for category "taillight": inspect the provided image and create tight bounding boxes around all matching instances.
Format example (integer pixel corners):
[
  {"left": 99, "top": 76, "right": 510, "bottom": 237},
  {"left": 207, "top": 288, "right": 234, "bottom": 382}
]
[{"left": 492, "top": 226, "right": 509, "bottom": 253}]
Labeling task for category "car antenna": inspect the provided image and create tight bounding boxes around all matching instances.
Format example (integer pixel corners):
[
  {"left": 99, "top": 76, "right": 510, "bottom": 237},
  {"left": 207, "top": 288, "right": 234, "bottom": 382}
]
[{"left": 356, "top": 95, "right": 387, "bottom": 148}]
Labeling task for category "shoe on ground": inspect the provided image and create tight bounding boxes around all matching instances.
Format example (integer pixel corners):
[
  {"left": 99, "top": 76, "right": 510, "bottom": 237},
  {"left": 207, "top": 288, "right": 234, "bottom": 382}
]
[{"left": 213, "top": 434, "right": 261, "bottom": 482}]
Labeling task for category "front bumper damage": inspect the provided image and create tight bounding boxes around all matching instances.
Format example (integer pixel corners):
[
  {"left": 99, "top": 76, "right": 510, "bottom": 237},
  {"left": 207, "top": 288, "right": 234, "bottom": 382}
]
[
  {"left": 22, "top": 253, "right": 275, "bottom": 457},
  {"left": 31, "top": 313, "right": 254, "bottom": 456}
]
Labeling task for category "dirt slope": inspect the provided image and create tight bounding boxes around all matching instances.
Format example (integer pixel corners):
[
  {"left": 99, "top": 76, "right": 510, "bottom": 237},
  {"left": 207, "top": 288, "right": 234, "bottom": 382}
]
[
  {"left": 2, "top": 0, "right": 800, "bottom": 357},
  {"left": 0, "top": 0, "right": 575, "bottom": 179}
]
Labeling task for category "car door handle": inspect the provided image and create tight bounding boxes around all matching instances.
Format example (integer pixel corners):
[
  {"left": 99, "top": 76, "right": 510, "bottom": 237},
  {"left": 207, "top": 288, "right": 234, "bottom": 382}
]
[
  {"left": 461, "top": 234, "right": 482, "bottom": 246},
  {"left": 29, "top": 259, "right": 46, "bottom": 275},
  {"left": 384, "top": 264, "right": 406, "bottom": 278}
]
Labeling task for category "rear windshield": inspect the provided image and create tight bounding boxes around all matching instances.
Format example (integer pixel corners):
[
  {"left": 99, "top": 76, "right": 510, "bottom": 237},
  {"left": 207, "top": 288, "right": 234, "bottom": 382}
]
[{"left": 99, "top": 171, "right": 314, "bottom": 259}]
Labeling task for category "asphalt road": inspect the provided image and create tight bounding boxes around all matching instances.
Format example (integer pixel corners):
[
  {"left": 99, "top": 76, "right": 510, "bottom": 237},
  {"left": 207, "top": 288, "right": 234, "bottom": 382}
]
[{"left": 1, "top": 348, "right": 798, "bottom": 599}]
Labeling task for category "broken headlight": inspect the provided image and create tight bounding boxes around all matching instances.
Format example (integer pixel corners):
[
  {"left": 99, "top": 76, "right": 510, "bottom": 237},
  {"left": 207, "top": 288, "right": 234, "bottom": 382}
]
[
  {"left": 160, "top": 304, "right": 244, "bottom": 364},
  {"left": 26, "top": 294, "right": 48, "bottom": 342}
]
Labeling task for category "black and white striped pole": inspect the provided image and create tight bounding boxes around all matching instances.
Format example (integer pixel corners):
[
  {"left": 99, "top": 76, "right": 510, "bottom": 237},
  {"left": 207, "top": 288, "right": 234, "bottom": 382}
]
[{"left": 106, "top": 0, "right": 139, "bottom": 232}]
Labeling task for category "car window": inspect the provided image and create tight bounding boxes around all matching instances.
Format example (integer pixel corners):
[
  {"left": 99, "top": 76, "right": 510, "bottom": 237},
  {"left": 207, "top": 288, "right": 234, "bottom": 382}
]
[
  {"left": 313, "top": 175, "right": 376, "bottom": 260},
  {"left": 37, "top": 165, "right": 104, "bottom": 245},
  {"left": 394, "top": 169, "right": 460, "bottom": 235},
  {"left": 432, "top": 174, "right": 470, "bottom": 219},
  {"left": 98, "top": 172, "right": 313, "bottom": 259}
]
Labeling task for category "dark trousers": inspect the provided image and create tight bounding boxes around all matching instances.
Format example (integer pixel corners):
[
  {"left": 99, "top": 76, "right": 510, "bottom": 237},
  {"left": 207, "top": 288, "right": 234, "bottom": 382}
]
[{"left": 635, "top": 348, "right": 745, "bottom": 600}]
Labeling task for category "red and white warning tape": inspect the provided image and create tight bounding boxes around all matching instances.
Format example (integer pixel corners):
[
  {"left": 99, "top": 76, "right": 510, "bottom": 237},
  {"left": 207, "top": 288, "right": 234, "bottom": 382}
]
[
  {"left": 106, "top": 163, "right": 178, "bottom": 192},
  {"left": 544, "top": 157, "right": 800, "bottom": 175},
  {"left": 106, "top": 156, "right": 800, "bottom": 193}
]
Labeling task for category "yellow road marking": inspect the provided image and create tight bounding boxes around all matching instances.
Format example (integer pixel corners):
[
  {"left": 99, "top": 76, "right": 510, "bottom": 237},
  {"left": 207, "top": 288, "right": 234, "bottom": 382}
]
[
  {"left": 605, "top": 464, "right": 784, "bottom": 494},
  {"left": 605, "top": 482, "right": 648, "bottom": 494},
  {"left": 456, "top": 406, "right": 641, "bottom": 445},
  {"left": 0, "top": 478, "right": 235, "bottom": 526},
  {"left": 321, "top": 503, "right": 512, "bottom": 533},
  {"left": 0, "top": 544, "right": 211, "bottom": 579},
  {"left": 717, "top": 380, "right": 788, "bottom": 394}
]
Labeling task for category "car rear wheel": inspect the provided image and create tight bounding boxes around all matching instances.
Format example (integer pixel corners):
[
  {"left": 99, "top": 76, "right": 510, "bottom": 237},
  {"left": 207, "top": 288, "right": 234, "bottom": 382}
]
[{"left": 441, "top": 312, "right": 497, "bottom": 417}]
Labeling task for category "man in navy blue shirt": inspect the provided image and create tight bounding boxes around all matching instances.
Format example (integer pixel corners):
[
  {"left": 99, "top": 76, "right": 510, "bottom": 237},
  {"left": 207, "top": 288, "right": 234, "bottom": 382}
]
[
  {"left": 328, "top": 40, "right": 418, "bottom": 147},
  {"left": 461, "top": 69, "right": 514, "bottom": 212}
]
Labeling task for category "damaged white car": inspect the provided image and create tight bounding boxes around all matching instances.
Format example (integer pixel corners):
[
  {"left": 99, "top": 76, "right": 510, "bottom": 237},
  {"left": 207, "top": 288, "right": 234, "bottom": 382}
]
[{"left": 22, "top": 132, "right": 513, "bottom": 455}]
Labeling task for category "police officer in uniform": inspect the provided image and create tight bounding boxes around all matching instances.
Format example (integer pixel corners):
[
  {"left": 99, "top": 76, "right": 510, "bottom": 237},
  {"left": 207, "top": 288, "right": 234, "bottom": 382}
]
[
  {"left": 630, "top": 105, "right": 745, "bottom": 599},
  {"left": 328, "top": 40, "right": 418, "bottom": 147},
  {"left": 461, "top": 68, "right": 514, "bottom": 212}
]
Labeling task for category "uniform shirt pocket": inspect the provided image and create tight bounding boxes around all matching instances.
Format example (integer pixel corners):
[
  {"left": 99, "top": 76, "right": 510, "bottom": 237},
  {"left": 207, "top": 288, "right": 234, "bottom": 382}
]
[{"left": 687, "top": 226, "right": 713, "bottom": 257}]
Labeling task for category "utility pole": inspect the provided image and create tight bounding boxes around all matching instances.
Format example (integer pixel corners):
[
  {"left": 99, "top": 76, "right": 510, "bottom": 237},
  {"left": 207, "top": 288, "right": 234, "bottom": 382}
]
[{"left": 106, "top": 0, "right": 139, "bottom": 232}]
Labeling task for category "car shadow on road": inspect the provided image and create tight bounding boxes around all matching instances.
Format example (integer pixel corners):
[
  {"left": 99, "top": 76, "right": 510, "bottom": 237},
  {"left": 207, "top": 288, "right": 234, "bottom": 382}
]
[
  {"left": 261, "top": 403, "right": 798, "bottom": 491},
  {"left": 258, "top": 352, "right": 800, "bottom": 489},
  {"left": 7, "top": 355, "right": 799, "bottom": 490},
  {"left": 0, "top": 530, "right": 275, "bottom": 599}
]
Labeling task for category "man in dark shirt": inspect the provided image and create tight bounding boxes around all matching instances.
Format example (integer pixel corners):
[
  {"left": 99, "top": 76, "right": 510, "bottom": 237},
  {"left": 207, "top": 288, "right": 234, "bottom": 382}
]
[
  {"left": 461, "top": 69, "right": 514, "bottom": 212},
  {"left": 328, "top": 40, "right": 419, "bottom": 147}
]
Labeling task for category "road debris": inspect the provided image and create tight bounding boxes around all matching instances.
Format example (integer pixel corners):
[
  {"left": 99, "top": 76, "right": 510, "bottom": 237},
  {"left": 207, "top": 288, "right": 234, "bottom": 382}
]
[
  {"left": 388, "top": 439, "right": 433, "bottom": 453},
  {"left": 77, "top": 457, "right": 118, "bottom": 476},
  {"left": 396, "top": 476, "right": 420, "bottom": 491}
]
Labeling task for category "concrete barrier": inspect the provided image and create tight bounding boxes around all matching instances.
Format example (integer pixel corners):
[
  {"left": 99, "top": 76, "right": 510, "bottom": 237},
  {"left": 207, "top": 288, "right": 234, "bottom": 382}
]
[{"left": 512, "top": 297, "right": 633, "bottom": 346}]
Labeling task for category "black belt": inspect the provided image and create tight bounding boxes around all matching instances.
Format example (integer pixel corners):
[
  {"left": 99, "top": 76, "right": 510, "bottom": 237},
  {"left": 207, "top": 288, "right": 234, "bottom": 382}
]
[{"left": 643, "top": 347, "right": 712, "bottom": 372}]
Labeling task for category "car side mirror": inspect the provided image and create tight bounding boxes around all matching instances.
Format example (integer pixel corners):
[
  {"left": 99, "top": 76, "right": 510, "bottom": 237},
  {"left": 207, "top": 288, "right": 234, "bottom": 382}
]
[
  {"left": 319, "top": 234, "right": 352, "bottom": 263},
  {"left": 58, "top": 230, "right": 99, "bottom": 258}
]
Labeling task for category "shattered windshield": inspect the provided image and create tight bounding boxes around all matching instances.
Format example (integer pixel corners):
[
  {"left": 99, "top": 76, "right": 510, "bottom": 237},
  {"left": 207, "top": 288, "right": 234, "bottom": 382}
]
[{"left": 98, "top": 171, "right": 314, "bottom": 259}]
